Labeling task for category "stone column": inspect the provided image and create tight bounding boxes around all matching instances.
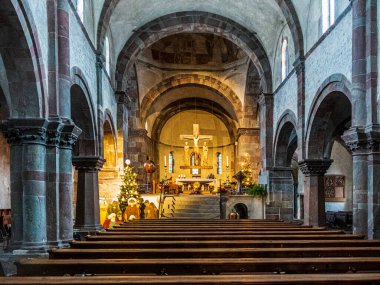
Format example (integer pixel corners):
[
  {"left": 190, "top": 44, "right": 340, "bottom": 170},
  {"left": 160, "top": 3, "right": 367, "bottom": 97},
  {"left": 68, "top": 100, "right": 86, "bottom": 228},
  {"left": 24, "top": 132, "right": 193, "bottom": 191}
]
[
  {"left": 236, "top": 128, "right": 260, "bottom": 177},
  {"left": 342, "top": 128, "right": 368, "bottom": 236},
  {"left": 57, "top": 0, "right": 71, "bottom": 117},
  {"left": 45, "top": 119, "right": 62, "bottom": 245},
  {"left": 267, "top": 167, "right": 294, "bottom": 221},
  {"left": 258, "top": 93, "right": 273, "bottom": 171},
  {"left": 294, "top": 57, "right": 305, "bottom": 159},
  {"left": 5, "top": 119, "right": 48, "bottom": 250},
  {"left": 299, "top": 159, "right": 332, "bottom": 226},
  {"left": 72, "top": 156, "right": 105, "bottom": 234},
  {"left": 59, "top": 121, "right": 81, "bottom": 242},
  {"left": 127, "top": 128, "right": 150, "bottom": 182}
]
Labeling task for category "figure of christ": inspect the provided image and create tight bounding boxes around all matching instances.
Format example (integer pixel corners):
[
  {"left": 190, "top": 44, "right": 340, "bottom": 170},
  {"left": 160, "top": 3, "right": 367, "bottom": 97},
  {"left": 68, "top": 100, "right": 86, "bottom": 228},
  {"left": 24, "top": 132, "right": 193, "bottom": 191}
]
[{"left": 180, "top": 124, "right": 212, "bottom": 159}]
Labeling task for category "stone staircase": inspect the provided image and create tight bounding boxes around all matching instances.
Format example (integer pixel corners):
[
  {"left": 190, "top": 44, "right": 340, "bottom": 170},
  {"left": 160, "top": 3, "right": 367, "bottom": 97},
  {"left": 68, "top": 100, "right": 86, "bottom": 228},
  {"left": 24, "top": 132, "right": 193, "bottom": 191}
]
[{"left": 161, "top": 195, "right": 220, "bottom": 219}]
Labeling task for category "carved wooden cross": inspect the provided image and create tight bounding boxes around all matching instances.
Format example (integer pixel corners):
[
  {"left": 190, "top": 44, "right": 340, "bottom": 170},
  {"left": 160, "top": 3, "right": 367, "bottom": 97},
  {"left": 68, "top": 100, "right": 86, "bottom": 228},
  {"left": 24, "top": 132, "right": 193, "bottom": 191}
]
[{"left": 180, "top": 124, "right": 212, "bottom": 153}]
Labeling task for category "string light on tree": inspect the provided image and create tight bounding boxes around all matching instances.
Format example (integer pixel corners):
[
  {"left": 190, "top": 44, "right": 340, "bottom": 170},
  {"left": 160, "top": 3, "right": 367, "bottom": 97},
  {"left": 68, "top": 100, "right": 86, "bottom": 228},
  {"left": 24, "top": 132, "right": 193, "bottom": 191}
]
[{"left": 118, "top": 159, "right": 140, "bottom": 221}]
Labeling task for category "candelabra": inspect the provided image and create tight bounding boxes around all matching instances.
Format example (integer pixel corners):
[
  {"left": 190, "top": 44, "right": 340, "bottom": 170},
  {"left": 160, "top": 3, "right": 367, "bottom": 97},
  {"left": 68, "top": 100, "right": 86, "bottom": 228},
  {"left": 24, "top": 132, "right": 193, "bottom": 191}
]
[{"left": 226, "top": 164, "right": 230, "bottom": 183}]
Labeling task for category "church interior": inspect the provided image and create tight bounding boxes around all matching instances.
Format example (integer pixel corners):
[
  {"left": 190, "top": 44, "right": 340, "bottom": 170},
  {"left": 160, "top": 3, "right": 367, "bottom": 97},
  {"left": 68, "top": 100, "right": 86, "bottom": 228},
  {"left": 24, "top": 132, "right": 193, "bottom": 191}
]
[{"left": 1, "top": 0, "right": 380, "bottom": 283}]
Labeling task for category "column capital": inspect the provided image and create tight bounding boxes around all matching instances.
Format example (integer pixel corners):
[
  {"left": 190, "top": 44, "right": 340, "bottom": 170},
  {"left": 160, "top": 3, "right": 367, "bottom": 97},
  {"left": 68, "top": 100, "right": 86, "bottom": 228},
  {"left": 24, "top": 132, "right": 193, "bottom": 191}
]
[
  {"left": 3, "top": 118, "right": 48, "bottom": 145},
  {"left": 237, "top": 128, "right": 260, "bottom": 137},
  {"left": 365, "top": 125, "right": 380, "bottom": 153},
  {"left": 342, "top": 126, "right": 380, "bottom": 154},
  {"left": 298, "top": 159, "right": 333, "bottom": 176},
  {"left": 115, "top": 90, "right": 133, "bottom": 109},
  {"left": 258, "top": 93, "right": 273, "bottom": 107},
  {"left": 72, "top": 156, "right": 106, "bottom": 171}
]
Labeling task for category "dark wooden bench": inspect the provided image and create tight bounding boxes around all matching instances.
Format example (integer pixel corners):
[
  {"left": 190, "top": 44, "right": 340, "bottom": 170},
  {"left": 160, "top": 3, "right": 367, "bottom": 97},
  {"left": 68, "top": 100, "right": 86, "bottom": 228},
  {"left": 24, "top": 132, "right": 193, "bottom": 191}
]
[
  {"left": 49, "top": 246, "right": 380, "bottom": 259},
  {"left": 3, "top": 273, "right": 380, "bottom": 284},
  {"left": 100, "top": 230, "right": 344, "bottom": 235},
  {"left": 16, "top": 257, "right": 380, "bottom": 276},
  {"left": 84, "top": 234, "right": 362, "bottom": 241},
  {"left": 69, "top": 239, "right": 380, "bottom": 249}
]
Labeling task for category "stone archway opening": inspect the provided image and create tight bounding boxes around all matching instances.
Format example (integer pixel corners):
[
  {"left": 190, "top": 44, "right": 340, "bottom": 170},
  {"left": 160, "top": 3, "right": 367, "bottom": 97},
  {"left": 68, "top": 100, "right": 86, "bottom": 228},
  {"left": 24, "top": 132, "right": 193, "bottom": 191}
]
[
  {"left": 234, "top": 203, "right": 248, "bottom": 219},
  {"left": 70, "top": 84, "right": 103, "bottom": 233},
  {"left": 271, "top": 112, "right": 298, "bottom": 221},
  {"left": 302, "top": 91, "right": 352, "bottom": 226}
]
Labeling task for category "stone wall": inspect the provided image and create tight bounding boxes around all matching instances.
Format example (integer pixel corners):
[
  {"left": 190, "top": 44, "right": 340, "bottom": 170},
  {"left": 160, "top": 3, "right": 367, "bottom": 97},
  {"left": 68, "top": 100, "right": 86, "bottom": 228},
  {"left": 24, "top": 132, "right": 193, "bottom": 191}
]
[
  {"left": 225, "top": 196, "right": 264, "bottom": 219},
  {"left": 273, "top": 72, "right": 298, "bottom": 135},
  {"left": 325, "top": 140, "right": 353, "bottom": 212},
  {"left": 304, "top": 8, "right": 352, "bottom": 125}
]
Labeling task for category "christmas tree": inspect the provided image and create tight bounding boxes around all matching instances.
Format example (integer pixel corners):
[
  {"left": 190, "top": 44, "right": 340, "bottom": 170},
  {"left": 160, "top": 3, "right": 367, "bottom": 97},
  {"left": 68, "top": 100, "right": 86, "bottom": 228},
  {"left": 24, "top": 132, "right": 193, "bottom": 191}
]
[
  {"left": 241, "top": 161, "right": 253, "bottom": 187},
  {"left": 118, "top": 161, "right": 140, "bottom": 220}
]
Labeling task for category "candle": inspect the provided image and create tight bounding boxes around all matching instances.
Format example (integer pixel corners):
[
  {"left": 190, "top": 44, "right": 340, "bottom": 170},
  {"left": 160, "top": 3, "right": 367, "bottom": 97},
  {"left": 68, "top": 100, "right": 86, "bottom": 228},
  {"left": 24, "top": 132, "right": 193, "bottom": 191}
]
[
  {"left": 226, "top": 156, "right": 229, "bottom": 167},
  {"left": 164, "top": 155, "right": 167, "bottom": 167}
]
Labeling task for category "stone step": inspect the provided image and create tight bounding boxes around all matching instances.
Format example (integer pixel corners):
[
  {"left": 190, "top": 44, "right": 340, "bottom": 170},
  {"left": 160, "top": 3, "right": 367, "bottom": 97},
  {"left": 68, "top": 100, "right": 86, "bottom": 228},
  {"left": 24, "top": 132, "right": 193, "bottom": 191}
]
[{"left": 162, "top": 195, "right": 220, "bottom": 220}]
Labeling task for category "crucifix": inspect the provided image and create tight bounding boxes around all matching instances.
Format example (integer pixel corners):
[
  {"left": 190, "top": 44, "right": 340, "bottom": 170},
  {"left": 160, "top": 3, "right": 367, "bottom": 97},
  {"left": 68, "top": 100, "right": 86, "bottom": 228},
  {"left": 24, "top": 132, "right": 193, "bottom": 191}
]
[{"left": 180, "top": 124, "right": 212, "bottom": 158}]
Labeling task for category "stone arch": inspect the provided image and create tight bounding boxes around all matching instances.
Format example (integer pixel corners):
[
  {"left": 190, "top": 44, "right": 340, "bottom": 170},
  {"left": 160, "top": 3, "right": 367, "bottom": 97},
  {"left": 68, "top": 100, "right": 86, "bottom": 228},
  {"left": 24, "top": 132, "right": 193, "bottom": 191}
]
[
  {"left": 234, "top": 203, "right": 248, "bottom": 219},
  {"left": 70, "top": 72, "right": 97, "bottom": 156},
  {"left": 0, "top": 0, "right": 46, "bottom": 118},
  {"left": 115, "top": 11, "right": 272, "bottom": 93},
  {"left": 306, "top": 74, "right": 352, "bottom": 159},
  {"left": 244, "top": 62, "right": 262, "bottom": 128},
  {"left": 151, "top": 98, "right": 238, "bottom": 143},
  {"left": 96, "top": 0, "right": 304, "bottom": 62},
  {"left": 103, "top": 110, "right": 117, "bottom": 168},
  {"left": 141, "top": 74, "right": 242, "bottom": 124},
  {"left": 274, "top": 110, "right": 298, "bottom": 167}
]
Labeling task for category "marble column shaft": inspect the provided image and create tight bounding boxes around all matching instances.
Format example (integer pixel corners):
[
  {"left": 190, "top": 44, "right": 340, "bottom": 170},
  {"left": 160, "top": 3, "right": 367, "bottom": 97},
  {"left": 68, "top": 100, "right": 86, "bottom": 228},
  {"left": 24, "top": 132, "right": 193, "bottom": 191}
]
[{"left": 5, "top": 119, "right": 48, "bottom": 249}]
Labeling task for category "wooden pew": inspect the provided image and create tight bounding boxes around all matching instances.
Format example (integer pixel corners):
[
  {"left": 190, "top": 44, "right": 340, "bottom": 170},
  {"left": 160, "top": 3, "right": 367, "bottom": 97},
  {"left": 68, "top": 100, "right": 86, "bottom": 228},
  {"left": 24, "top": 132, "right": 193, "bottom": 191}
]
[
  {"left": 69, "top": 239, "right": 380, "bottom": 249},
  {"left": 84, "top": 234, "right": 362, "bottom": 241},
  {"left": 99, "top": 230, "right": 345, "bottom": 235},
  {"left": 49, "top": 246, "right": 380, "bottom": 259},
  {"left": 3, "top": 273, "right": 380, "bottom": 284},
  {"left": 16, "top": 257, "right": 380, "bottom": 276}
]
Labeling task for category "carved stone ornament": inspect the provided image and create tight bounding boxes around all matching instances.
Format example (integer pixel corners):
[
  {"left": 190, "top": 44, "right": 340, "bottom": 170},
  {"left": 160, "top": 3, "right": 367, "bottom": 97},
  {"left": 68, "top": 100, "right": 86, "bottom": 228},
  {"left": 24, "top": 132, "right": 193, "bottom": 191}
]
[
  {"left": 4, "top": 119, "right": 48, "bottom": 145},
  {"left": 365, "top": 126, "right": 380, "bottom": 152},
  {"left": 72, "top": 156, "right": 106, "bottom": 171},
  {"left": 59, "top": 122, "right": 82, "bottom": 148},
  {"left": 298, "top": 159, "right": 333, "bottom": 176},
  {"left": 341, "top": 127, "right": 367, "bottom": 153}
]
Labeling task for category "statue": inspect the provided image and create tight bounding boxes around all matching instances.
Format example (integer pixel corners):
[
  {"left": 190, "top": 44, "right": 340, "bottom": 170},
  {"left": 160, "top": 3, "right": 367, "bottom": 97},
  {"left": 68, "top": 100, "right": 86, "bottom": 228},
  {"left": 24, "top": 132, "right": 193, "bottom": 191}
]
[
  {"left": 202, "top": 142, "right": 208, "bottom": 166},
  {"left": 184, "top": 141, "right": 190, "bottom": 165}
]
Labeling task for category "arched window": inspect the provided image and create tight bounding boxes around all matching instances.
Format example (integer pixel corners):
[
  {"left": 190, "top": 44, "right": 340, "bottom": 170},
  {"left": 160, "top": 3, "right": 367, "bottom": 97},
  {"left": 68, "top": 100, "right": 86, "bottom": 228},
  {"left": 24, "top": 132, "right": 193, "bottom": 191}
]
[
  {"left": 77, "top": 0, "right": 84, "bottom": 22},
  {"left": 281, "top": 38, "right": 288, "bottom": 81},
  {"left": 322, "top": 0, "right": 335, "bottom": 33},
  {"left": 217, "top": 152, "right": 222, "bottom": 175},
  {"left": 169, "top": 151, "right": 174, "bottom": 174},
  {"left": 105, "top": 36, "right": 110, "bottom": 75}
]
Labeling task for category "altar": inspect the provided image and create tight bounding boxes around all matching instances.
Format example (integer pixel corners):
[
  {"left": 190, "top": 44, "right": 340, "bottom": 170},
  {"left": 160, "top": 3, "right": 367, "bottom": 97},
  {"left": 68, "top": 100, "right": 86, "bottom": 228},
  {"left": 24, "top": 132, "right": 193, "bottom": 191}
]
[{"left": 175, "top": 178, "right": 218, "bottom": 193}]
